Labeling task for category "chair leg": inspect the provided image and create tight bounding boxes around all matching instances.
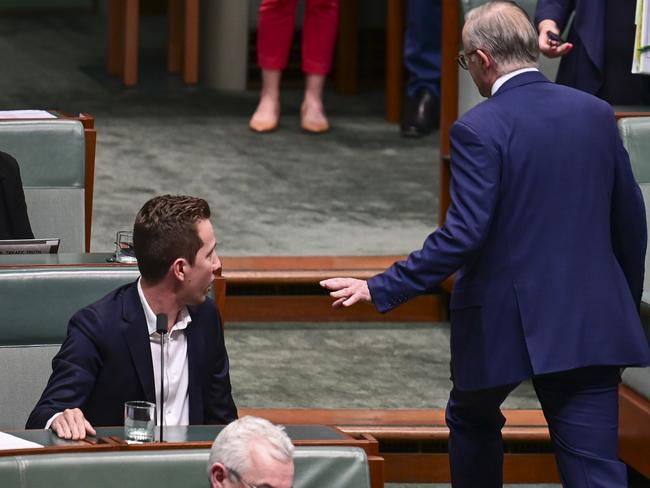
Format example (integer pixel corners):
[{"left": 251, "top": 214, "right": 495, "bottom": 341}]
[
  {"left": 182, "top": 0, "right": 200, "bottom": 84},
  {"left": 167, "top": 0, "right": 182, "bottom": 73},
  {"left": 107, "top": 0, "right": 124, "bottom": 76},
  {"left": 122, "top": 0, "right": 140, "bottom": 86},
  {"left": 334, "top": 0, "right": 358, "bottom": 95},
  {"left": 386, "top": 0, "right": 404, "bottom": 122}
]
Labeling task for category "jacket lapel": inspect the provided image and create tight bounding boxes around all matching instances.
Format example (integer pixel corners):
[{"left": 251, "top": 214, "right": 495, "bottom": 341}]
[
  {"left": 185, "top": 306, "right": 203, "bottom": 424},
  {"left": 120, "top": 283, "right": 156, "bottom": 403}
]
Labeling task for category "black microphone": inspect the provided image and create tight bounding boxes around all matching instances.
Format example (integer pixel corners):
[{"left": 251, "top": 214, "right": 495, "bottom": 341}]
[{"left": 156, "top": 313, "right": 168, "bottom": 442}]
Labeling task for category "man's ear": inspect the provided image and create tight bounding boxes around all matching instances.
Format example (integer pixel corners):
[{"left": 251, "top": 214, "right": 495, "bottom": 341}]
[
  {"left": 476, "top": 49, "right": 492, "bottom": 70},
  {"left": 210, "top": 463, "right": 227, "bottom": 488},
  {"left": 171, "top": 258, "right": 188, "bottom": 281}
]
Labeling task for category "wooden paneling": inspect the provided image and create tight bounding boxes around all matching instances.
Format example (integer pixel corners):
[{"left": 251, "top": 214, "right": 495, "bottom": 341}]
[
  {"left": 382, "top": 453, "right": 560, "bottom": 483},
  {"left": 619, "top": 384, "right": 650, "bottom": 478},
  {"left": 224, "top": 294, "right": 442, "bottom": 322}
]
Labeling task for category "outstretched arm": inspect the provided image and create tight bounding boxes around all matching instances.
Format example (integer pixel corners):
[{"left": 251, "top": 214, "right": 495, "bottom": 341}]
[{"left": 320, "top": 278, "right": 371, "bottom": 308}]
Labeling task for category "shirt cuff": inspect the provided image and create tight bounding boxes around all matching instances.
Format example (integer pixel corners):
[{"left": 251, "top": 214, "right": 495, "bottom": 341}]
[{"left": 44, "top": 412, "right": 63, "bottom": 430}]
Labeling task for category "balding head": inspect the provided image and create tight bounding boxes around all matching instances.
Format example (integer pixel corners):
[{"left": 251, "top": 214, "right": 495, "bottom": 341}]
[{"left": 463, "top": 1, "right": 539, "bottom": 76}]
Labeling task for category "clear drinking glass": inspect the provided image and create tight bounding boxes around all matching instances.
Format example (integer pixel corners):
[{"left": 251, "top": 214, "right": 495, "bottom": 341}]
[
  {"left": 115, "top": 230, "right": 137, "bottom": 264},
  {"left": 124, "top": 400, "right": 156, "bottom": 443}
]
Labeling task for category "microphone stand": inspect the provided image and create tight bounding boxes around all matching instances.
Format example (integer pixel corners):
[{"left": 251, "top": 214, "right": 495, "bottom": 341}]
[{"left": 156, "top": 314, "right": 168, "bottom": 443}]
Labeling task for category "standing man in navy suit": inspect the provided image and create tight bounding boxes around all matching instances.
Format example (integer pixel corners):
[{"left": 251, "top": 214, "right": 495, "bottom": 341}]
[
  {"left": 322, "top": 2, "right": 650, "bottom": 486},
  {"left": 27, "top": 195, "right": 237, "bottom": 439}
]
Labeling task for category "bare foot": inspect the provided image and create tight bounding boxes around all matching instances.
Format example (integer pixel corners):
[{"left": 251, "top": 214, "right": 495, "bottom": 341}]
[{"left": 249, "top": 97, "right": 280, "bottom": 133}]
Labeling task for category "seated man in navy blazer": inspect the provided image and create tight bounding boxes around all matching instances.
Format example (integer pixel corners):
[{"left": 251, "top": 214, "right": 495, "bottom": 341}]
[
  {"left": 322, "top": 2, "right": 650, "bottom": 487},
  {"left": 27, "top": 195, "right": 238, "bottom": 439}
]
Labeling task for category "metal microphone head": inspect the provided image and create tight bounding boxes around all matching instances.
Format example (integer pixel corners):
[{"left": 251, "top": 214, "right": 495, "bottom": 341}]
[{"left": 156, "top": 313, "right": 168, "bottom": 335}]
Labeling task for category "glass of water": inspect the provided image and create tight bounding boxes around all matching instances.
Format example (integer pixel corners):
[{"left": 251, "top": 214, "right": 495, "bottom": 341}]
[
  {"left": 124, "top": 400, "right": 156, "bottom": 443},
  {"left": 115, "top": 231, "right": 137, "bottom": 264}
]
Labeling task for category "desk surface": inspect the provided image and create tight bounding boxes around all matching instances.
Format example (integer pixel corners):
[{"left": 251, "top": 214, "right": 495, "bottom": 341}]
[
  {"left": 10, "top": 425, "right": 346, "bottom": 446},
  {"left": 0, "top": 252, "right": 123, "bottom": 268}
]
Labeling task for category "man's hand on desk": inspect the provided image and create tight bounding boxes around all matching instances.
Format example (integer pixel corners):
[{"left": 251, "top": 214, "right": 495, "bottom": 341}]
[{"left": 51, "top": 408, "right": 96, "bottom": 440}]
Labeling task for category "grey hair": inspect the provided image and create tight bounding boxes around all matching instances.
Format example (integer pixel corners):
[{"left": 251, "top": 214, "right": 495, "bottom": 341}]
[
  {"left": 207, "top": 416, "right": 294, "bottom": 480},
  {"left": 464, "top": 1, "right": 539, "bottom": 75}
]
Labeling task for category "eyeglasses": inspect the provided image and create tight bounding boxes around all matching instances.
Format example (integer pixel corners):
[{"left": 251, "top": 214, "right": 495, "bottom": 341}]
[
  {"left": 228, "top": 467, "right": 290, "bottom": 488},
  {"left": 457, "top": 50, "right": 478, "bottom": 70}
]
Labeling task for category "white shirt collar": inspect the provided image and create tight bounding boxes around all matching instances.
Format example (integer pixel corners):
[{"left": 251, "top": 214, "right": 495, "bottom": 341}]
[
  {"left": 137, "top": 278, "right": 191, "bottom": 336},
  {"left": 491, "top": 67, "right": 539, "bottom": 96}
]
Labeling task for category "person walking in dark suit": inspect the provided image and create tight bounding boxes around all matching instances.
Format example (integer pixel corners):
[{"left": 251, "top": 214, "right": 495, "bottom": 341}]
[
  {"left": 536, "top": 0, "right": 650, "bottom": 105},
  {"left": 0, "top": 151, "right": 33, "bottom": 240},
  {"left": 400, "top": 0, "right": 441, "bottom": 137},
  {"left": 27, "top": 195, "right": 237, "bottom": 439},
  {"left": 322, "top": 2, "right": 650, "bottom": 486}
]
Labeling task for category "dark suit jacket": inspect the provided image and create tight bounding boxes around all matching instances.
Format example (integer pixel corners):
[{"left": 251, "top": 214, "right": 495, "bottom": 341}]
[
  {"left": 26, "top": 282, "right": 237, "bottom": 428},
  {"left": 535, "top": 0, "right": 649, "bottom": 104},
  {"left": 0, "top": 151, "right": 33, "bottom": 240},
  {"left": 369, "top": 71, "right": 650, "bottom": 390}
]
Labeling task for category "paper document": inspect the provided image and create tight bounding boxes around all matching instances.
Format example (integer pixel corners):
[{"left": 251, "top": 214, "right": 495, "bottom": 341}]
[
  {"left": 633, "top": 0, "right": 650, "bottom": 74},
  {"left": 0, "top": 432, "right": 43, "bottom": 450},
  {"left": 0, "top": 110, "right": 56, "bottom": 119}
]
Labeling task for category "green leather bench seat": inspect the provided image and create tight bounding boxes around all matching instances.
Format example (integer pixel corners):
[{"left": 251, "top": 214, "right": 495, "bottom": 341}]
[
  {"left": 0, "top": 446, "right": 371, "bottom": 488},
  {"left": 0, "top": 119, "right": 86, "bottom": 252},
  {"left": 0, "top": 265, "right": 140, "bottom": 430},
  {"left": 618, "top": 117, "right": 650, "bottom": 401}
]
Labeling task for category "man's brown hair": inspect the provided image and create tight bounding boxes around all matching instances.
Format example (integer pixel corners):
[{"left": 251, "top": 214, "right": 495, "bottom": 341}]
[{"left": 133, "top": 195, "right": 211, "bottom": 283}]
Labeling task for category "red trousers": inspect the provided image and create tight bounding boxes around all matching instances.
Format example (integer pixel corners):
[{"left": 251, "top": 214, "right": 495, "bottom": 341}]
[{"left": 257, "top": 0, "right": 339, "bottom": 75}]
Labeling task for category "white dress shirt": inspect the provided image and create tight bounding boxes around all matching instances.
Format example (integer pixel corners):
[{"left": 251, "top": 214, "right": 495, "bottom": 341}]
[
  {"left": 45, "top": 280, "right": 191, "bottom": 430},
  {"left": 137, "top": 279, "right": 191, "bottom": 426},
  {"left": 491, "top": 67, "right": 539, "bottom": 96}
]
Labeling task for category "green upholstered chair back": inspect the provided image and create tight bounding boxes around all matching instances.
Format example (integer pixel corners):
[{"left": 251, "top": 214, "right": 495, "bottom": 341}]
[
  {"left": 618, "top": 117, "right": 650, "bottom": 400},
  {"left": 618, "top": 117, "right": 650, "bottom": 185},
  {"left": 0, "top": 446, "right": 371, "bottom": 488},
  {"left": 0, "top": 120, "right": 86, "bottom": 252},
  {"left": 0, "top": 266, "right": 140, "bottom": 430}
]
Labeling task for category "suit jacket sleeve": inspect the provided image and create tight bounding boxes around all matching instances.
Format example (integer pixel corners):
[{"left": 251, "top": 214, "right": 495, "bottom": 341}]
[
  {"left": 534, "top": 0, "right": 575, "bottom": 30},
  {"left": 610, "top": 123, "right": 647, "bottom": 308},
  {"left": 203, "top": 309, "right": 237, "bottom": 424},
  {"left": 0, "top": 151, "right": 34, "bottom": 240},
  {"left": 25, "top": 307, "right": 103, "bottom": 429},
  {"left": 368, "top": 119, "right": 501, "bottom": 313}
]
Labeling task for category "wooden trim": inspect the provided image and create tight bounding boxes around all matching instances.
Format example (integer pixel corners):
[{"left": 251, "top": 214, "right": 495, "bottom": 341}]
[
  {"left": 239, "top": 407, "right": 548, "bottom": 428},
  {"left": 367, "top": 455, "right": 386, "bottom": 488},
  {"left": 383, "top": 452, "right": 560, "bottom": 483},
  {"left": 614, "top": 111, "right": 650, "bottom": 120},
  {"left": 121, "top": 0, "right": 140, "bottom": 86},
  {"left": 78, "top": 113, "right": 96, "bottom": 252},
  {"left": 167, "top": 0, "right": 182, "bottom": 73},
  {"left": 224, "top": 295, "right": 441, "bottom": 322},
  {"left": 438, "top": 1, "right": 460, "bottom": 224},
  {"left": 386, "top": 0, "right": 405, "bottom": 122},
  {"left": 619, "top": 384, "right": 650, "bottom": 478},
  {"left": 182, "top": 0, "right": 200, "bottom": 84},
  {"left": 334, "top": 0, "right": 358, "bottom": 95}
]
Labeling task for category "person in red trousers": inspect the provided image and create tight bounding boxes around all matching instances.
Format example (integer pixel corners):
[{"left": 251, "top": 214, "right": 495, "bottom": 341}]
[{"left": 249, "top": 0, "right": 339, "bottom": 134}]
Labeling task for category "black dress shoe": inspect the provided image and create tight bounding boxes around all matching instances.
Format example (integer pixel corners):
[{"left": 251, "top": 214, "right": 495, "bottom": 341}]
[{"left": 400, "top": 89, "right": 440, "bottom": 138}]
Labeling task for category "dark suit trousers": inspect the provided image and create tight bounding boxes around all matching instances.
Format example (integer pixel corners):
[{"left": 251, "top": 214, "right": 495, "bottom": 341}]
[{"left": 445, "top": 366, "right": 626, "bottom": 487}]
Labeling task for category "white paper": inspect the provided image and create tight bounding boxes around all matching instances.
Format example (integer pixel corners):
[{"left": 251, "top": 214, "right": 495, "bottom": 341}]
[
  {"left": 633, "top": 0, "right": 650, "bottom": 74},
  {"left": 0, "top": 110, "right": 56, "bottom": 119},
  {"left": 0, "top": 432, "right": 43, "bottom": 449}
]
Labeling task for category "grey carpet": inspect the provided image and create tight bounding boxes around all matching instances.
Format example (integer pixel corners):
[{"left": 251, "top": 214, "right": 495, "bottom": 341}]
[{"left": 226, "top": 322, "right": 540, "bottom": 410}]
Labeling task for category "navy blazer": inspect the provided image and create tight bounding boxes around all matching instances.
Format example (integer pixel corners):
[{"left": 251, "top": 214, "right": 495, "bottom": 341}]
[
  {"left": 369, "top": 72, "right": 650, "bottom": 390},
  {"left": 26, "top": 282, "right": 237, "bottom": 429},
  {"left": 535, "top": 0, "right": 647, "bottom": 104},
  {"left": 0, "top": 151, "right": 33, "bottom": 240}
]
